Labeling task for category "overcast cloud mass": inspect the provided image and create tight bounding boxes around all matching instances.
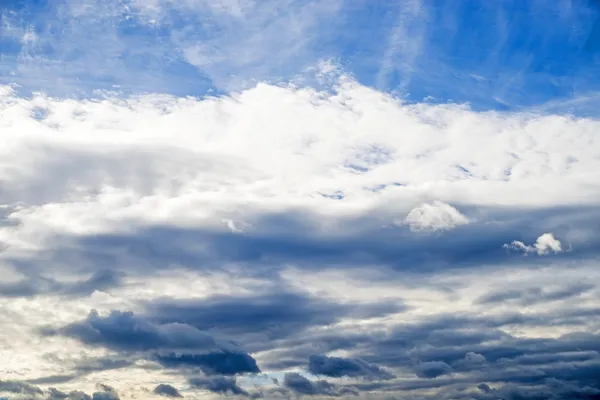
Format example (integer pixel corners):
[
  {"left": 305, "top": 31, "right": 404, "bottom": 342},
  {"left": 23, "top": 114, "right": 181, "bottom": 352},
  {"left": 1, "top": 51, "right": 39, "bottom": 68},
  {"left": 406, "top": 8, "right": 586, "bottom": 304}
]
[{"left": 1, "top": 0, "right": 600, "bottom": 399}]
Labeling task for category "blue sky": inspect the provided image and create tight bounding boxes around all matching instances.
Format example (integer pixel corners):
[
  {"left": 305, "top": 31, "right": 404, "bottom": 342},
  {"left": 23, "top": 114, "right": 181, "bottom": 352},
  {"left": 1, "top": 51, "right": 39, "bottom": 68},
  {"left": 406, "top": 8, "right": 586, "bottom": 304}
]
[
  {"left": 2, "top": 1, "right": 600, "bottom": 400},
  {"left": 2, "top": 0, "right": 600, "bottom": 112}
]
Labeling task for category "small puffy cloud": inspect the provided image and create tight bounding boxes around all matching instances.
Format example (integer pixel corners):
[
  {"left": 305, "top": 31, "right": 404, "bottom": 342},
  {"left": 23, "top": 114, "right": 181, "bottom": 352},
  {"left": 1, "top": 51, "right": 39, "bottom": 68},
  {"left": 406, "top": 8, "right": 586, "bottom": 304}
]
[
  {"left": 153, "top": 384, "right": 182, "bottom": 398},
  {"left": 403, "top": 201, "right": 469, "bottom": 232},
  {"left": 308, "top": 355, "right": 395, "bottom": 380},
  {"left": 414, "top": 361, "right": 452, "bottom": 379},
  {"left": 504, "top": 233, "right": 564, "bottom": 256}
]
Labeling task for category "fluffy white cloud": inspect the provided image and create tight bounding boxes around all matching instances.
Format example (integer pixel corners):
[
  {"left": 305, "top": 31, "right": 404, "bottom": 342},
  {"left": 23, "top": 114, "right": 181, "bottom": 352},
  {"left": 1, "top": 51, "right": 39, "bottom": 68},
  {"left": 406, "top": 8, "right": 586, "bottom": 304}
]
[
  {"left": 402, "top": 201, "right": 469, "bottom": 232},
  {"left": 504, "top": 233, "right": 564, "bottom": 256}
]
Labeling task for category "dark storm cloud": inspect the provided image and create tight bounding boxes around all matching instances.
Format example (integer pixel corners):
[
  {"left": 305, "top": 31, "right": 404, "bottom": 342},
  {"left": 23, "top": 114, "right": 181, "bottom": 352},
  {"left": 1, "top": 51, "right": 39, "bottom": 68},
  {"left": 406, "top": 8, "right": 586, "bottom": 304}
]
[
  {"left": 308, "top": 355, "right": 395, "bottom": 380},
  {"left": 0, "top": 269, "right": 123, "bottom": 298},
  {"left": 153, "top": 384, "right": 182, "bottom": 398},
  {"left": 283, "top": 373, "right": 359, "bottom": 397}
]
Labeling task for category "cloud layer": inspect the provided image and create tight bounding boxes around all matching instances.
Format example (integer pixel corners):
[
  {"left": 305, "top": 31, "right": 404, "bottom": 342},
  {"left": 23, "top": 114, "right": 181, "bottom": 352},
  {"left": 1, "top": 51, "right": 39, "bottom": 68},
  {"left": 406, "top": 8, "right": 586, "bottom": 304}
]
[{"left": 0, "top": 69, "right": 600, "bottom": 399}]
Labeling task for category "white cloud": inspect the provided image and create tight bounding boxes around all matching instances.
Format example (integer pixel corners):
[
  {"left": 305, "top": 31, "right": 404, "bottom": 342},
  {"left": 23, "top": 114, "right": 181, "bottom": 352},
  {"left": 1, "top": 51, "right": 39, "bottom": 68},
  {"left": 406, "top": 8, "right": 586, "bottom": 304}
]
[
  {"left": 402, "top": 201, "right": 469, "bottom": 232},
  {"left": 504, "top": 233, "right": 564, "bottom": 256},
  {"left": 0, "top": 76, "right": 598, "bottom": 252}
]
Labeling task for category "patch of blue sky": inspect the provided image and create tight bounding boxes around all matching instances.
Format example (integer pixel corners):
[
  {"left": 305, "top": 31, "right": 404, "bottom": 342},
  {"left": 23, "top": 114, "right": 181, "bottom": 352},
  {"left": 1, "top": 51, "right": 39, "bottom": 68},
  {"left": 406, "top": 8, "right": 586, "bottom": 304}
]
[{"left": 2, "top": 0, "right": 600, "bottom": 114}]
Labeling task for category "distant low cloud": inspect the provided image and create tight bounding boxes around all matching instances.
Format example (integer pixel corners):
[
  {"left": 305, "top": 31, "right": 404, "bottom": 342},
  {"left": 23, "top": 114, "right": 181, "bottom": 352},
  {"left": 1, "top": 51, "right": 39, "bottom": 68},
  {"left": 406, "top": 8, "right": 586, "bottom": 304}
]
[
  {"left": 504, "top": 233, "right": 564, "bottom": 256},
  {"left": 403, "top": 201, "right": 469, "bottom": 232},
  {"left": 189, "top": 376, "right": 249, "bottom": 397},
  {"left": 308, "top": 355, "right": 395, "bottom": 380},
  {"left": 283, "top": 373, "right": 358, "bottom": 397}
]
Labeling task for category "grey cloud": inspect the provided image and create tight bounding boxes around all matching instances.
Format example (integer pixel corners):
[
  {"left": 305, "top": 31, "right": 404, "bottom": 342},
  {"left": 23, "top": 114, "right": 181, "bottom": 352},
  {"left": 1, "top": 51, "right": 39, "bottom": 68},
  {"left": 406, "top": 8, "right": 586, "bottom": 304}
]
[
  {"left": 48, "top": 388, "right": 92, "bottom": 400},
  {"left": 155, "top": 351, "right": 260, "bottom": 375},
  {"left": 153, "top": 384, "right": 182, "bottom": 398},
  {"left": 189, "top": 376, "right": 249, "bottom": 397},
  {"left": 11, "top": 205, "right": 600, "bottom": 287},
  {"left": 0, "top": 380, "right": 44, "bottom": 396},
  {"left": 91, "top": 384, "right": 119, "bottom": 400},
  {"left": 43, "top": 309, "right": 260, "bottom": 376},
  {"left": 45, "top": 309, "right": 223, "bottom": 352},
  {"left": 308, "top": 355, "right": 395, "bottom": 380},
  {"left": 283, "top": 373, "right": 359, "bottom": 397},
  {"left": 476, "top": 282, "right": 595, "bottom": 306},
  {"left": 0, "top": 270, "right": 123, "bottom": 298},
  {"left": 414, "top": 361, "right": 452, "bottom": 379},
  {"left": 145, "top": 291, "right": 403, "bottom": 352}
]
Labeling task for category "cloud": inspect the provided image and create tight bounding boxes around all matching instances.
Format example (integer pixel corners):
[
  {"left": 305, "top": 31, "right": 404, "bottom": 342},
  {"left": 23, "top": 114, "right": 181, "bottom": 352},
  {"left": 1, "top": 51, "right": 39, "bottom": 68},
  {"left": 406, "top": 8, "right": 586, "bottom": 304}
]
[
  {"left": 0, "top": 269, "right": 123, "bottom": 298},
  {"left": 1, "top": 63, "right": 600, "bottom": 399},
  {"left": 307, "top": 355, "right": 395, "bottom": 380},
  {"left": 414, "top": 361, "right": 452, "bottom": 379},
  {"left": 91, "top": 384, "right": 119, "bottom": 400},
  {"left": 189, "top": 376, "right": 249, "bottom": 397},
  {"left": 48, "top": 388, "right": 92, "bottom": 400},
  {"left": 43, "top": 309, "right": 261, "bottom": 375},
  {"left": 283, "top": 373, "right": 358, "bottom": 397},
  {"left": 504, "top": 233, "right": 564, "bottom": 255},
  {"left": 403, "top": 201, "right": 469, "bottom": 232},
  {"left": 145, "top": 291, "right": 402, "bottom": 351},
  {"left": 153, "top": 384, "right": 182, "bottom": 398},
  {"left": 477, "top": 282, "right": 595, "bottom": 306},
  {"left": 464, "top": 352, "right": 486, "bottom": 364},
  {"left": 0, "top": 380, "right": 44, "bottom": 396},
  {"left": 45, "top": 309, "right": 226, "bottom": 352},
  {"left": 155, "top": 351, "right": 260, "bottom": 375}
]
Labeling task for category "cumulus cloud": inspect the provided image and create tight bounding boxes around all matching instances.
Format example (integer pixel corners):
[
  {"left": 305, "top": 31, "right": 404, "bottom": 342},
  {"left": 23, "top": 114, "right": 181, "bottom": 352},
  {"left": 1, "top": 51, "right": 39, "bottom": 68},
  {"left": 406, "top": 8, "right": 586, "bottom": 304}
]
[
  {"left": 504, "top": 233, "right": 564, "bottom": 255},
  {"left": 403, "top": 201, "right": 469, "bottom": 232}
]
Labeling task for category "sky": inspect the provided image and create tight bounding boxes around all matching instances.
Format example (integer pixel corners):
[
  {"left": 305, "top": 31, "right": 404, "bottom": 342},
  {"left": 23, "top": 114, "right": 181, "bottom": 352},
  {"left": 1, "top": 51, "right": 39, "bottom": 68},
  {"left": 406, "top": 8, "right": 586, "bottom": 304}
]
[{"left": 1, "top": 1, "right": 600, "bottom": 399}]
